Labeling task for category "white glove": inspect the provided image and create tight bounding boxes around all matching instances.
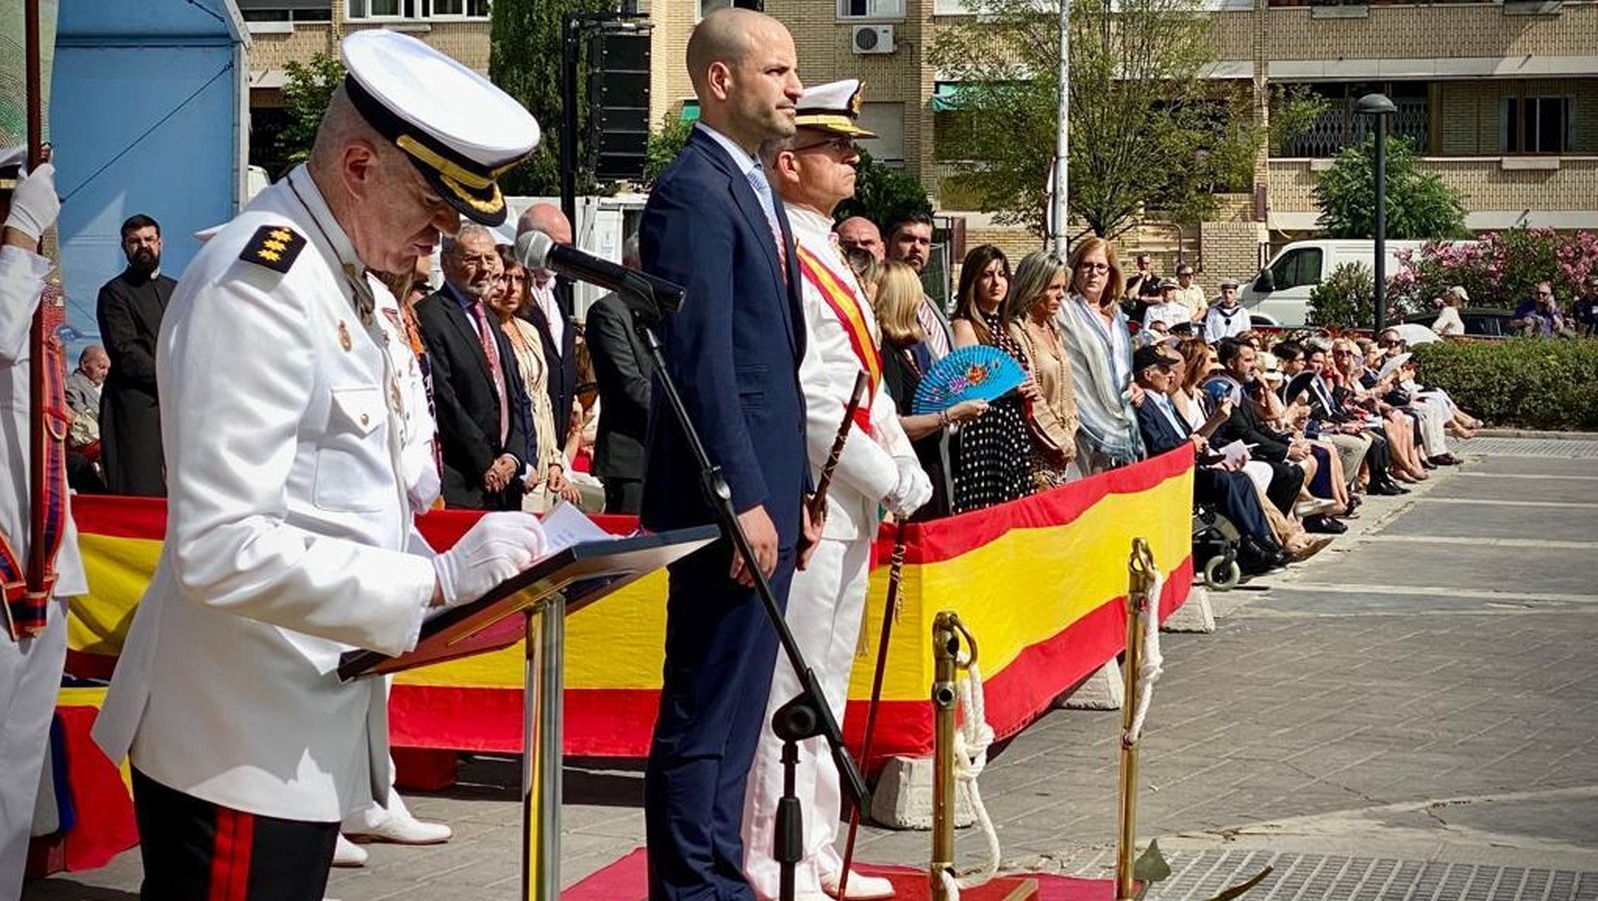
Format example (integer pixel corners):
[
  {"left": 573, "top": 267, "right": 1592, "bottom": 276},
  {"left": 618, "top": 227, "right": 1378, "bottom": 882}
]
[
  {"left": 432, "top": 511, "right": 548, "bottom": 608},
  {"left": 5, "top": 162, "right": 58, "bottom": 242},
  {"left": 884, "top": 458, "right": 934, "bottom": 519}
]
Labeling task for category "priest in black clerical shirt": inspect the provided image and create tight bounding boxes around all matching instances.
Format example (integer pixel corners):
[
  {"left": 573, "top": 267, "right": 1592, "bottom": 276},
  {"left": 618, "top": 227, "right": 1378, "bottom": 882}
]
[{"left": 96, "top": 213, "right": 174, "bottom": 496}]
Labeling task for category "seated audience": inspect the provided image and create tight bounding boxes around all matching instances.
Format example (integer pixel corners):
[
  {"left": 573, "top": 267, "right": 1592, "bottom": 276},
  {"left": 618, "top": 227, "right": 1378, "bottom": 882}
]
[
  {"left": 1132, "top": 344, "right": 1298, "bottom": 576},
  {"left": 1202, "top": 338, "right": 1306, "bottom": 515},
  {"left": 1004, "top": 252, "right": 1080, "bottom": 489},
  {"left": 1057, "top": 237, "right": 1144, "bottom": 472}
]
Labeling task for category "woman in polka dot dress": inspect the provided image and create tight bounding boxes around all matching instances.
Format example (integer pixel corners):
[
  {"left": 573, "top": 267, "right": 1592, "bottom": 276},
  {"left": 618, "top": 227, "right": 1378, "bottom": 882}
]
[{"left": 949, "top": 245, "right": 1038, "bottom": 513}]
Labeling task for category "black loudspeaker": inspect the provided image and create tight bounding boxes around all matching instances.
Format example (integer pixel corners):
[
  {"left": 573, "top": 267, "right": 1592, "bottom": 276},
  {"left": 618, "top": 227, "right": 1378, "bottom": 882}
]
[{"left": 586, "top": 26, "right": 652, "bottom": 182}]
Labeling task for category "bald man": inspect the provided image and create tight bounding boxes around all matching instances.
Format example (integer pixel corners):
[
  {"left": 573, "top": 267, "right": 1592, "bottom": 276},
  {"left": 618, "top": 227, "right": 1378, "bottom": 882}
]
[
  {"left": 833, "top": 216, "right": 884, "bottom": 262},
  {"left": 638, "top": 8, "right": 814, "bottom": 900},
  {"left": 515, "top": 202, "right": 578, "bottom": 435}
]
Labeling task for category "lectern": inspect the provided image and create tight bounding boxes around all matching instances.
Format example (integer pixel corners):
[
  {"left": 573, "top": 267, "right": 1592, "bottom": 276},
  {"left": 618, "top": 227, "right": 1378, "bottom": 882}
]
[{"left": 339, "top": 525, "right": 718, "bottom": 901}]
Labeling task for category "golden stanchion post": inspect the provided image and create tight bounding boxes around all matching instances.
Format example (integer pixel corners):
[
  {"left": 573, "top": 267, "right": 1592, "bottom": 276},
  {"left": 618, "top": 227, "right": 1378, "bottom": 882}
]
[
  {"left": 931, "top": 611, "right": 961, "bottom": 901},
  {"left": 1115, "top": 539, "right": 1156, "bottom": 901}
]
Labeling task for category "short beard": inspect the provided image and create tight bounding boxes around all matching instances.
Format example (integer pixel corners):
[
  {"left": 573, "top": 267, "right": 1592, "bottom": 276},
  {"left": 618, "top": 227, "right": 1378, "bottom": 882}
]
[{"left": 128, "top": 251, "right": 159, "bottom": 277}]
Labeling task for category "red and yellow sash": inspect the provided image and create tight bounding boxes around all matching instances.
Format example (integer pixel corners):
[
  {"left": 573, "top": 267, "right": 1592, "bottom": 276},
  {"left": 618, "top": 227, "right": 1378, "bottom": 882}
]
[
  {"left": 3, "top": 338, "right": 70, "bottom": 640},
  {"left": 795, "top": 243, "right": 882, "bottom": 434}
]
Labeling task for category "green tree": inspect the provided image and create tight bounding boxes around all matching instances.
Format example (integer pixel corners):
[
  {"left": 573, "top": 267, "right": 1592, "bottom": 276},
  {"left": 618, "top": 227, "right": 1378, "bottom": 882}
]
[
  {"left": 929, "top": 0, "right": 1315, "bottom": 238},
  {"left": 277, "top": 52, "right": 345, "bottom": 166},
  {"left": 1306, "top": 261, "right": 1375, "bottom": 329},
  {"left": 1313, "top": 136, "right": 1468, "bottom": 240},
  {"left": 489, "top": 0, "right": 612, "bottom": 196},
  {"left": 834, "top": 150, "right": 933, "bottom": 232},
  {"left": 641, "top": 113, "right": 694, "bottom": 190}
]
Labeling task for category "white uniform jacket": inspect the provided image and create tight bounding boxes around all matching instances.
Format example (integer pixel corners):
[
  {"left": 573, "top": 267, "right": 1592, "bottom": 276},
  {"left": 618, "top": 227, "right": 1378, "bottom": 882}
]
[
  {"left": 0, "top": 246, "right": 88, "bottom": 601},
  {"left": 787, "top": 206, "right": 915, "bottom": 541},
  {"left": 92, "top": 167, "right": 440, "bottom": 823},
  {"left": 1203, "top": 302, "right": 1249, "bottom": 344}
]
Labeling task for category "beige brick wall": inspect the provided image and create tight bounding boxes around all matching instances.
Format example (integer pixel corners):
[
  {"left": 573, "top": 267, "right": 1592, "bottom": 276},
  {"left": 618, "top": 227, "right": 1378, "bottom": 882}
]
[
  {"left": 1268, "top": 156, "right": 1598, "bottom": 214},
  {"left": 1201, "top": 221, "right": 1267, "bottom": 284},
  {"left": 247, "top": 19, "right": 490, "bottom": 77},
  {"left": 1261, "top": 4, "right": 1598, "bottom": 62},
  {"left": 1437, "top": 78, "right": 1598, "bottom": 155},
  {"left": 248, "top": 25, "right": 337, "bottom": 72},
  {"left": 641, "top": 0, "right": 699, "bottom": 127}
]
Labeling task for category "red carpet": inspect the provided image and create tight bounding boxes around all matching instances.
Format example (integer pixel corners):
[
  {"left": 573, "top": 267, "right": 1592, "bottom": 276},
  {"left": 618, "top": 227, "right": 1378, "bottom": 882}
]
[{"left": 564, "top": 848, "right": 1117, "bottom": 901}]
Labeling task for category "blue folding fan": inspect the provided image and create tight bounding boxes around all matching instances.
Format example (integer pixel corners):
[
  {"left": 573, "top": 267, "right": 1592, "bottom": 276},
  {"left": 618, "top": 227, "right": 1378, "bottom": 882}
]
[{"left": 911, "top": 345, "right": 1027, "bottom": 414}]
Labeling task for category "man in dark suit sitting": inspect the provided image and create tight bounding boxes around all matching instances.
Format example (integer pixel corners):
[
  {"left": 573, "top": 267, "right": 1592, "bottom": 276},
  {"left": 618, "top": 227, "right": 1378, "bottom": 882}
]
[
  {"left": 1133, "top": 344, "right": 1291, "bottom": 575},
  {"left": 414, "top": 224, "right": 529, "bottom": 510},
  {"left": 1202, "top": 337, "right": 1306, "bottom": 515},
  {"left": 637, "top": 8, "right": 817, "bottom": 899},
  {"left": 584, "top": 233, "right": 652, "bottom": 514},
  {"left": 96, "top": 213, "right": 174, "bottom": 496}
]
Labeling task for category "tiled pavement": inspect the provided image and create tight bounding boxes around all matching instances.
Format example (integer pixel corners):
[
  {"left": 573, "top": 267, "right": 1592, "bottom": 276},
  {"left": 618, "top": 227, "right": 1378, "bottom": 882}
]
[{"left": 26, "top": 438, "right": 1598, "bottom": 899}]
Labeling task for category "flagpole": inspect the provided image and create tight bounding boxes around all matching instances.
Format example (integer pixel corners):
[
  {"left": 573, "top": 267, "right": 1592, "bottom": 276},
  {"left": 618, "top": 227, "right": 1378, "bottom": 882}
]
[{"left": 24, "top": 0, "right": 49, "bottom": 599}]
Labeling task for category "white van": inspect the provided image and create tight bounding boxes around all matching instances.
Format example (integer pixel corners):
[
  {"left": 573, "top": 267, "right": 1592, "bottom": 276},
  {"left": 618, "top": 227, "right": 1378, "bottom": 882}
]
[{"left": 1239, "top": 239, "right": 1431, "bottom": 326}]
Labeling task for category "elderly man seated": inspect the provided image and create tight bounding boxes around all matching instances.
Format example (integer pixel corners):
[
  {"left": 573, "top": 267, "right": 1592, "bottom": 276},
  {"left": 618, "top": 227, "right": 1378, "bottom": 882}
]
[{"left": 1132, "top": 344, "right": 1295, "bottom": 576}]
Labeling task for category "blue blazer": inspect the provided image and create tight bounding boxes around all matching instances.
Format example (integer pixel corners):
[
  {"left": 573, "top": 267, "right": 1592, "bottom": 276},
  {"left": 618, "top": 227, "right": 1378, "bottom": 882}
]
[
  {"left": 1135, "top": 396, "right": 1190, "bottom": 457},
  {"left": 638, "top": 127, "right": 809, "bottom": 545}
]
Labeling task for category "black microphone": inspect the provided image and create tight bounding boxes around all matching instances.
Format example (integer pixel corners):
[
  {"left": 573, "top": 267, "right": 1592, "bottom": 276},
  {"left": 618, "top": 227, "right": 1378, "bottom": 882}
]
[{"left": 515, "top": 230, "right": 685, "bottom": 315}]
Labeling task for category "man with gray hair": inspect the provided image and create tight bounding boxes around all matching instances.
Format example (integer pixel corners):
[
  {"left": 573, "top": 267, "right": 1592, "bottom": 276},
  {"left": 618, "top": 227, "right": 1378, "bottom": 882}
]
[
  {"left": 92, "top": 31, "right": 547, "bottom": 897},
  {"left": 584, "top": 232, "right": 652, "bottom": 513},
  {"left": 415, "top": 223, "right": 530, "bottom": 510}
]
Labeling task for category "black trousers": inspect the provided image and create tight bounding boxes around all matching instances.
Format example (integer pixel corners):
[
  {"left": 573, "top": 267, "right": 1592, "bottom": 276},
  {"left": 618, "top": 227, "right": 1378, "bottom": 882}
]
[
  {"left": 1262, "top": 459, "right": 1305, "bottom": 515},
  {"left": 132, "top": 770, "right": 338, "bottom": 901},
  {"left": 602, "top": 477, "right": 644, "bottom": 515}
]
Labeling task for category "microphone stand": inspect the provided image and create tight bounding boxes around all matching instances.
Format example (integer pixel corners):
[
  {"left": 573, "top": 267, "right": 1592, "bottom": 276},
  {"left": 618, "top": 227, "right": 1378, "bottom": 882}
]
[{"left": 624, "top": 284, "right": 869, "bottom": 901}]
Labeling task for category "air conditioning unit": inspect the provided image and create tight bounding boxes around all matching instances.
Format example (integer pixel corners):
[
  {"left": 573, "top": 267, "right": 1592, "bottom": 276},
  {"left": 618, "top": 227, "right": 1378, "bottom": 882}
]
[{"left": 851, "top": 24, "right": 895, "bottom": 55}]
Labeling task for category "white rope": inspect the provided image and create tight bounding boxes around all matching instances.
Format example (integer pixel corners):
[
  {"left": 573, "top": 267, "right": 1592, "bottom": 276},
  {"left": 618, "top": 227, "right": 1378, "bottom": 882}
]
[
  {"left": 1124, "top": 565, "right": 1165, "bottom": 744},
  {"left": 940, "top": 656, "right": 1001, "bottom": 899}
]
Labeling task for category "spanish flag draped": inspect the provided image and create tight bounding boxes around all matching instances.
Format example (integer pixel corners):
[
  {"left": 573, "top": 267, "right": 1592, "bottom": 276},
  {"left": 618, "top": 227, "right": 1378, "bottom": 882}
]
[{"left": 67, "top": 447, "right": 1195, "bottom": 770}]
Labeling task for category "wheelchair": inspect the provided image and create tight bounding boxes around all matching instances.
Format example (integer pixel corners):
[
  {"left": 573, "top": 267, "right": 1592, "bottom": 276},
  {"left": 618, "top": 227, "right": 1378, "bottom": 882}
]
[{"left": 1192, "top": 504, "right": 1243, "bottom": 590}]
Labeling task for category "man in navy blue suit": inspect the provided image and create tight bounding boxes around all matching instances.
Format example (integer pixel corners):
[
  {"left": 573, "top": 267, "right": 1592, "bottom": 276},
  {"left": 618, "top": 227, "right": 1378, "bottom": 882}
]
[{"left": 637, "top": 8, "right": 815, "bottom": 900}]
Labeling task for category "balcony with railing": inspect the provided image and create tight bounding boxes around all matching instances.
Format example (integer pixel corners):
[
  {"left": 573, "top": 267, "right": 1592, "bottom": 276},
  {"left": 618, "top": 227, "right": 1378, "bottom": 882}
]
[{"left": 1278, "top": 97, "right": 1430, "bottom": 158}]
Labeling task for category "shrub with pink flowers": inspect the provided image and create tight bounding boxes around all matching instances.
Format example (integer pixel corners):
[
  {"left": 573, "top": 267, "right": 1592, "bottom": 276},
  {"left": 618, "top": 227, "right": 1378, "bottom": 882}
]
[{"left": 1392, "top": 228, "right": 1598, "bottom": 318}]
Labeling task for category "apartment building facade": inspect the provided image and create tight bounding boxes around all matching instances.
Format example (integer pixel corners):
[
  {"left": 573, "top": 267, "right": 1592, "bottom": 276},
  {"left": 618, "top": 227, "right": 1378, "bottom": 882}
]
[{"left": 235, "top": 0, "right": 1598, "bottom": 278}]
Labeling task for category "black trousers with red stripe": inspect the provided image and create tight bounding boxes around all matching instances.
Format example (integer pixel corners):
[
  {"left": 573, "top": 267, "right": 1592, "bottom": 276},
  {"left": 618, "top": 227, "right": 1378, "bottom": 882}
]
[{"left": 132, "top": 769, "right": 339, "bottom": 901}]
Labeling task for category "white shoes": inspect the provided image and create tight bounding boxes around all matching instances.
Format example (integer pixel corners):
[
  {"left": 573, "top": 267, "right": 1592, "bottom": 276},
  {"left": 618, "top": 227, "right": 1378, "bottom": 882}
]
[
  {"left": 1293, "top": 497, "right": 1337, "bottom": 518},
  {"left": 821, "top": 870, "right": 896, "bottom": 900},
  {"left": 344, "top": 810, "right": 453, "bottom": 845},
  {"left": 332, "top": 834, "right": 367, "bottom": 868}
]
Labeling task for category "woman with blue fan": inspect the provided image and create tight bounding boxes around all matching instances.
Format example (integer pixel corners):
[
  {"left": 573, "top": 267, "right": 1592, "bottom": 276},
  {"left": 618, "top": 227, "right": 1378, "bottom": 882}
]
[
  {"left": 868, "top": 259, "right": 987, "bottom": 520},
  {"left": 948, "top": 245, "right": 1038, "bottom": 512},
  {"left": 1004, "top": 252, "right": 1081, "bottom": 489},
  {"left": 1056, "top": 237, "right": 1146, "bottom": 473}
]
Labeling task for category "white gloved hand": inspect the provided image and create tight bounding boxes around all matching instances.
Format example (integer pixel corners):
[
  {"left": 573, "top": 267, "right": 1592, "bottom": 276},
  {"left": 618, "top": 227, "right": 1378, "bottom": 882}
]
[
  {"left": 5, "top": 163, "right": 58, "bottom": 242},
  {"left": 432, "top": 511, "right": 548, "bottom": 608},
  {"left": 884, "top": 458, "right": 934, "bottom": 519}
]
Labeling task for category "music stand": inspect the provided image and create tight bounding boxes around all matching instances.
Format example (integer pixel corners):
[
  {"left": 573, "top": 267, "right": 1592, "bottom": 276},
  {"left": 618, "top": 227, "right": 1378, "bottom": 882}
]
[{"left": 339, "top": 525, "right": 719, "bottom": 901}]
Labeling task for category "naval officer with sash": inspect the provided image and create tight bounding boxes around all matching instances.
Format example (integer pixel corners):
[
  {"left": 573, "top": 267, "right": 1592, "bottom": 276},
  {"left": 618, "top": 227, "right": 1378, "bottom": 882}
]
[{"left": 742, "top": 80, "right": 932, "bottom": 901}]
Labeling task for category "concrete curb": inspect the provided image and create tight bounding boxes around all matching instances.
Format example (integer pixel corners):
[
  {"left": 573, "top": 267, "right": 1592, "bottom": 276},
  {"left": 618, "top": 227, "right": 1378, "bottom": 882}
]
[
  {"left": 1057, "top": 660, "right": 1124, "bottom": 710},
  {"left": 1472, "top": 428, "right": 1598, "bottom": 440},
  {"left": 1163, "top": 585, "right": 1217, "bottom": 633}
]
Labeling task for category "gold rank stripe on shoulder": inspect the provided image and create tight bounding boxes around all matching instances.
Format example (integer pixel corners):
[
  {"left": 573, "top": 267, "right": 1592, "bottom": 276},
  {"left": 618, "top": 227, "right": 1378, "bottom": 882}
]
[{"left": 240, "top": 224, "right": 307, "bottom": 274}]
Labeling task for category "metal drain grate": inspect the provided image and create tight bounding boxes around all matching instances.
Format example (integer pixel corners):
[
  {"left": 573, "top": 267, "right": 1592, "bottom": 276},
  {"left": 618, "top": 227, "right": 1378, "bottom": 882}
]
[{"left": 1129, "top": 851, "right": 1598, "bottom": 901}]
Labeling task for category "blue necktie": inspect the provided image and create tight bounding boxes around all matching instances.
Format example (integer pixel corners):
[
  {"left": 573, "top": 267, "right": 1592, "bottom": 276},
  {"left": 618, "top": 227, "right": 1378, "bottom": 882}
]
[{"left": 746, "top": 164, "right": 787, "bottom": 279}]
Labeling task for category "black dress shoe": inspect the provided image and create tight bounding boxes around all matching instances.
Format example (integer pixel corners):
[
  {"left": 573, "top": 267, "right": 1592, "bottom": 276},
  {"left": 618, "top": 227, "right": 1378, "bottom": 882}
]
[
  {"left": 1421, "top": 458, "right": 1437, "bottom": 470},
  {"left": 1367, "top": 482, "right": 1403, "bottom": 496},
  {"left": 1429, "top": 454, "right": 1462, "bottom": 466},
  {"left": 1303, "top": 514, "right": 1348, "bottom": 534}
]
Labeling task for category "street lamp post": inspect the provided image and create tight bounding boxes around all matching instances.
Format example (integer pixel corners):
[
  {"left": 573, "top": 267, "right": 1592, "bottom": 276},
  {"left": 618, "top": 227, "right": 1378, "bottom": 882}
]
[{"left": 1355, "top": 92, "right": 1397, "bottom": 334}]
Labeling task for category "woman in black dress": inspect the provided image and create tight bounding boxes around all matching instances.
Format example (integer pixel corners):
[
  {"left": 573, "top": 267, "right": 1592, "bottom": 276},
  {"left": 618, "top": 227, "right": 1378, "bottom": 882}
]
[
  {"left": 948, "top": 245, "right": 1037, "bottom": 512},
  {"left": 867, "top": 259, "right": 987, "bottom": 520}
]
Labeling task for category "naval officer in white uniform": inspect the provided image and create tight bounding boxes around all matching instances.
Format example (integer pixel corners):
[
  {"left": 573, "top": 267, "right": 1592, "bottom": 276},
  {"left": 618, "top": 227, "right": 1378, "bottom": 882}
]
[
  {"left": 92, "top": 31, "right": 549, "bottom": 900},
  {"left": 742, "top": 80, "right": 931, "bottom": 901}
]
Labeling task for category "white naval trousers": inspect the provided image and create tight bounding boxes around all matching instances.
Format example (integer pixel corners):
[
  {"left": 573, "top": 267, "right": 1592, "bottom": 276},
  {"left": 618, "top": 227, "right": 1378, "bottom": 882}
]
[
  {"left": 0, "top": 599, "right": 67, "bottom": 901},
  {"left": 742, "top": 535, "right": 873, "bottom": 901}
]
